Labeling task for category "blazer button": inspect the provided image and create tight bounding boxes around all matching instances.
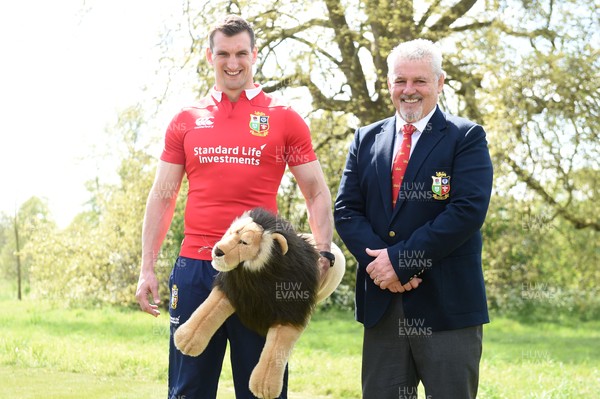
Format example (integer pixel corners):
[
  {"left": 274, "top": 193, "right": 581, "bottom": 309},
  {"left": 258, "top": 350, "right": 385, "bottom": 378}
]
[{"left": 389, "top": 231, "right": 396, "bottom": 237}]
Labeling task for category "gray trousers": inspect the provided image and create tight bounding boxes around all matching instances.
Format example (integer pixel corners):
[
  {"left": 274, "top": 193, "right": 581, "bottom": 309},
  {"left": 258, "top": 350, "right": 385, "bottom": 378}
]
[{"left": 362, "top": 296, "right": 483, "bottom": 399}]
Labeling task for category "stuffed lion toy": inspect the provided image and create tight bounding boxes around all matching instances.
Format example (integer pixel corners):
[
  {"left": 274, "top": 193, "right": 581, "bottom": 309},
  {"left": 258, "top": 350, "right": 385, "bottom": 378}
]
[{"left": 174, "top": 207, "right": 345, "bottom": 398}]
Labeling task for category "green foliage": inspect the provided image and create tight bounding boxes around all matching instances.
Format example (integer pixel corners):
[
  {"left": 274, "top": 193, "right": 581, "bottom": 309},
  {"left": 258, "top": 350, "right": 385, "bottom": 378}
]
[
  {"left": 0, "top": 197, "right": 54, "bottom": 296},
  {"left": 21, "top": 107, "right": 185, "bottom": 308},
  {"left": 482, "top": 194, "right": 600, "bottom": 320}
]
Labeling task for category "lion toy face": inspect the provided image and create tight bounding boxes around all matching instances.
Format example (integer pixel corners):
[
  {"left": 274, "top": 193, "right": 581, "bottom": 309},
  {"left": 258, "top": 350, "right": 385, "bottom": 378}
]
[{"left": 211, "top": 213, "right": 288, "bottom": 272}]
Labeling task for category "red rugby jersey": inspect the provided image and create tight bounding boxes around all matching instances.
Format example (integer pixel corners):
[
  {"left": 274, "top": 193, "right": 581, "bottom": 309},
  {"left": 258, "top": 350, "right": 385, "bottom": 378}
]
[{"left": 160, "top": 86, "right": 317, "bottom": 260}]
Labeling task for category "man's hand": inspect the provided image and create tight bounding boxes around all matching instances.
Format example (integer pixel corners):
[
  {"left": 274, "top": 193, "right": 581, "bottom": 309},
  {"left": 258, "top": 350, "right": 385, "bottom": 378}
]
[
  {"left": 135, "top": 271, "right": 161, "bottom": 317},
  {"left": 386, "top": 278, "right": 423, "bottom": 293},
  {"left": 365, "top": 248, "right": 422, "bottom": 293},
  {"left": 318, "top": 257, "right": 331, "bottom": 281},
  {"left": 365, "top": 247, "right": 398, "bottom": 290}
]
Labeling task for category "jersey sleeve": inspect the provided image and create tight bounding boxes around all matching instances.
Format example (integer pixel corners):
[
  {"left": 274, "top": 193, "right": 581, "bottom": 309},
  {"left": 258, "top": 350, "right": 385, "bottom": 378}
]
[
  {"left": 284, "top": 107, "right": 317, "bottom": 166},
  {"left": 160, "top": 111, "right": 187, "bottom": 165}
]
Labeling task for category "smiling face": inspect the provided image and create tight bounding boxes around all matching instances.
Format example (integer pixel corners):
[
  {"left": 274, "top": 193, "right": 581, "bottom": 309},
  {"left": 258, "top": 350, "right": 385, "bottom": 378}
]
[
  {"left": 387, "top": 57, "right": 444, "bottom": 123},
  {"left": 206, "top": 30, "right": 257, "bottom": 102}
]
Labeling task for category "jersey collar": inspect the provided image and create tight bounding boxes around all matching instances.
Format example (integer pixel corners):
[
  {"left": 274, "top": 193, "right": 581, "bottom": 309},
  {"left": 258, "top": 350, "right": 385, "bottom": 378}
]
[{"left": 211, "top": 84, "right": 263, "bottom": 102}]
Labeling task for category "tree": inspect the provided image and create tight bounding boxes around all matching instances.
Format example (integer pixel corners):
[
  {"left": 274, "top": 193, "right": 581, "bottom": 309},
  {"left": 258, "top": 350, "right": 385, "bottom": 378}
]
[
  {"left": 168, "top": 0, "right": 598, "bottom": 232},
  {"left": 22, "top": 0, "right": 597, "bottom": 312},
  {"left": 0, "top": 197, "right": 54, "bottom": 299},
  {"left": 482, "top": 192, "right": 599, "bottom": 320},
  {"left": 25, "top": 106, "right": 186, "bottom": 307},
  {"left": 152, "top": 0, "right": 597, "bottom": 309}
]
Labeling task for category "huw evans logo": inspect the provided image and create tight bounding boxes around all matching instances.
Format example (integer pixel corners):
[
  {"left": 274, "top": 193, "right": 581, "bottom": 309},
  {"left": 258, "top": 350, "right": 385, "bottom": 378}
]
[
  {"left": 399, "top": 318, "right": 432, "bottom": 337},
  {"left": 275, "top": 281, "right": 310, "bottom": 301}
]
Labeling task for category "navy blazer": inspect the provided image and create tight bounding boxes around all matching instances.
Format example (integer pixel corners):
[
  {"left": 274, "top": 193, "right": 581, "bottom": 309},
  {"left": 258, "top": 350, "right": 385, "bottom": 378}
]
[{"left": 334, "top": 106, "right": 493, "bottom": 331}]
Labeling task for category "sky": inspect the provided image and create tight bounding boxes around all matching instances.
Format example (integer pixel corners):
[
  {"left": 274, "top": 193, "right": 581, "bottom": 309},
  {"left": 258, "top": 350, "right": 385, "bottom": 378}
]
[{"left": 0, "top": 0, "right": 191, "bottom": 227}]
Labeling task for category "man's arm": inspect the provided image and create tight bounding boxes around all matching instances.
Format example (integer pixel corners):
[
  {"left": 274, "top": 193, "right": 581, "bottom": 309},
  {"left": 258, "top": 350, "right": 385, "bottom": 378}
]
[
  {"left": 334, "top": 128, "right": 389, "bottom": 269},
  {"left": 289, "top": 160, "right": 333, "bottom": 276},
  {"left": 135, "top": 160, "right": 185, "bottom": 317}
]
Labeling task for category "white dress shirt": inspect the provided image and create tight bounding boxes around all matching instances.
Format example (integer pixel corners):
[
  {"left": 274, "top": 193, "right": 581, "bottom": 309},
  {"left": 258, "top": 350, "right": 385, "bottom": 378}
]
[{"left": 391, "top": 106, "right": 438, "bottom": 167}]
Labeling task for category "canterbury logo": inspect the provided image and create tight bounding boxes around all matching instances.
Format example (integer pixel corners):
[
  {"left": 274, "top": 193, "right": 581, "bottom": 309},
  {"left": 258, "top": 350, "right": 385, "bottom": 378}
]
[{"left": 195, "top": 117, "right": 214, "bottom": 128}]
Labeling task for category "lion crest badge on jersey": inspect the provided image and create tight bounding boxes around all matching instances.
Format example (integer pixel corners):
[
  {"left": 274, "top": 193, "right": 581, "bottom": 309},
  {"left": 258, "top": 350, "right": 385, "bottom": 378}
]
[
  {"left": 171, "top": 284, "right": 179, "bottom": 310},
  {"left": 431, "top": 171, "right": 451, "bottom": 200},
  {"left": 249, "top": 112, "right": 269, "bottom": 137}
]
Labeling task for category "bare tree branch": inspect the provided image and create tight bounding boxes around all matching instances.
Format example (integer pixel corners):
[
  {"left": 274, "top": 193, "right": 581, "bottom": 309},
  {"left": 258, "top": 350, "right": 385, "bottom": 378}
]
[
  {"left": 506, "top": 156, "right": 600, "bottom": 230},
  {"left": 429, "top": 0, "right": 478, "bottom": 32}
]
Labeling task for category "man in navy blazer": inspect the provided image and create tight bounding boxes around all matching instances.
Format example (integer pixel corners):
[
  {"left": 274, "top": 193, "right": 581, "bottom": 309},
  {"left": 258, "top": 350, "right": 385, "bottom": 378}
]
[{"left": 334, "top": 39, "right": 493, "bottom": 399}]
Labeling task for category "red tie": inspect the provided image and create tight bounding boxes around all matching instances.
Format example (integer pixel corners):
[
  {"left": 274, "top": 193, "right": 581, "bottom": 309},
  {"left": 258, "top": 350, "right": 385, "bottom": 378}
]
[{"left": 392, "top": 124, "right": 416, "bottom": 207}]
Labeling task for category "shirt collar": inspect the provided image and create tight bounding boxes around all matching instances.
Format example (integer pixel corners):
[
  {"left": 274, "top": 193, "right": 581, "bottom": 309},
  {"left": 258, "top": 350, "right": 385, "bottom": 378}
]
[
  {"left": 211, "top": 84, "right": 262, "bottom": 102},
  {"left": 395, "top": 105, "right": 438, "bottom": 134}
]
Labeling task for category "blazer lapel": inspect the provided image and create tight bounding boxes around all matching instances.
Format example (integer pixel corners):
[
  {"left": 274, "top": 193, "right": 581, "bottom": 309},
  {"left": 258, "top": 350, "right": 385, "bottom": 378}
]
[
  {"left": 392, "top": 107, "right": 447, "bottom": 217},
  {"left": 375, "top": 117, "right": 396, "bottom": 219}
]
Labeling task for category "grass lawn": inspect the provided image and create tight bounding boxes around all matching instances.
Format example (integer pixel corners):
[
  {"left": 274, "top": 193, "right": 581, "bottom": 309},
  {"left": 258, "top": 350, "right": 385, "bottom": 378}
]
[{"left": 1, "top": 292, "right": 598, "bottom": 398}]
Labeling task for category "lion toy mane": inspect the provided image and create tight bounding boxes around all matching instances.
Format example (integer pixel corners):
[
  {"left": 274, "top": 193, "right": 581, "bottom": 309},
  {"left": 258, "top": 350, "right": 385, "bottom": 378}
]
[{"left": 174, "top": 207, "right": 345, "bottom": 398}]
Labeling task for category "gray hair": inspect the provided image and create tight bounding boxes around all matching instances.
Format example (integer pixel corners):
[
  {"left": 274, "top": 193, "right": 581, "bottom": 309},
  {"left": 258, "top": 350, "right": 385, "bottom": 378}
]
[{"left": 387, "top": 39, "right": 445, "bottom": 78}]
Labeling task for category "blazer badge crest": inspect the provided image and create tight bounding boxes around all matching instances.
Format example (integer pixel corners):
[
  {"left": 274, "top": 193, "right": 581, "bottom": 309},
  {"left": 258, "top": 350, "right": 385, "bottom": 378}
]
[{"left": 431, "top": 171, "right": 451, "bottom": 200}]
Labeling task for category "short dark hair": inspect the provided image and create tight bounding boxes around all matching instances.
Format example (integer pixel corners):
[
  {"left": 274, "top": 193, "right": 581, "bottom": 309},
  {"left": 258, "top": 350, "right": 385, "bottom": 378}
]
[{"left": 208, "top": 15, "right": 255, "bottom": 50}]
